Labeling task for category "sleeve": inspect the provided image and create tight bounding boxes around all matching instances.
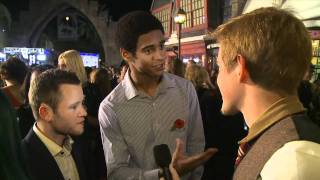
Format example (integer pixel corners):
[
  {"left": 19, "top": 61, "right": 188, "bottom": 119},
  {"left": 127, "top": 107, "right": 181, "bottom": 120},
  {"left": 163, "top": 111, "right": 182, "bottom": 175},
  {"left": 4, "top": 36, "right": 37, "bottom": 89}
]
[
  {"left": 98, "top": 100, "right": 161, "bottom": 180},
  {"left": 185, "top": 82, "right": 206, "bottom": 179},
  {"left": 260, "top": 141, "right": 320, "bottom": 180}
]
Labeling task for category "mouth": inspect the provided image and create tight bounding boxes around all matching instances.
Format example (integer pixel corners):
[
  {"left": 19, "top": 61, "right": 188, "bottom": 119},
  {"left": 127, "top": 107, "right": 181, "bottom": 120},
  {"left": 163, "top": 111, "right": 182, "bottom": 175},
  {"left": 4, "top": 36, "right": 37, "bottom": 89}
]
[{"left": 153, "top": 64, "right": 164, "bottom": 70}]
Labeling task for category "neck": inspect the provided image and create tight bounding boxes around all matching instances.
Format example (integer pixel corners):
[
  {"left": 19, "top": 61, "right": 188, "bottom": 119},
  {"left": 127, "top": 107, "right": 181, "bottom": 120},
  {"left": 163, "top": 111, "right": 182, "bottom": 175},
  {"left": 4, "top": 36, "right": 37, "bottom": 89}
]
[
  {"left": 129, "top": 69, "right": 161, "bottom": 97},
  {"left": 36, "top": 121, "right": 66, "bottom": 146},
  {"left": 240, "top": 87, "right": 285, "bottom": 127}
]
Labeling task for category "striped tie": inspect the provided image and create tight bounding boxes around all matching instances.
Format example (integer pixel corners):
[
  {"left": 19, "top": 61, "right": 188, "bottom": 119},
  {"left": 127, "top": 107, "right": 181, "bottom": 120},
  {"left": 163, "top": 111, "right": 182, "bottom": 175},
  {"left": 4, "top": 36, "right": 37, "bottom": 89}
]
[{"left": 235, "top": 142, "right": 251, "bottom": 167}]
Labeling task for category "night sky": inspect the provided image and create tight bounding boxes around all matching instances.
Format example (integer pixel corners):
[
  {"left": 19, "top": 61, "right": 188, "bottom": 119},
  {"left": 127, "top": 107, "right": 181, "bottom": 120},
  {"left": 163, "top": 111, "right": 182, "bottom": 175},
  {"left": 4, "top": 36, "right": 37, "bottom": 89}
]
[{"left": 104, "top": 0, "right": 153, "bottom": 20}]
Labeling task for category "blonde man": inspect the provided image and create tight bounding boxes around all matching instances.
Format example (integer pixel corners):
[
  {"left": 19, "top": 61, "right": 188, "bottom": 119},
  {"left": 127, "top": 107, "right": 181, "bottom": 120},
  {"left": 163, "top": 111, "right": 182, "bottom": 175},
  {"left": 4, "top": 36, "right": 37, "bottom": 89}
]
[
  {"left": 209, "top": 7, "right": 320, "bottom": 180},
  {"left": 22, "top": 69, "right": 89, "bottom": 180}
]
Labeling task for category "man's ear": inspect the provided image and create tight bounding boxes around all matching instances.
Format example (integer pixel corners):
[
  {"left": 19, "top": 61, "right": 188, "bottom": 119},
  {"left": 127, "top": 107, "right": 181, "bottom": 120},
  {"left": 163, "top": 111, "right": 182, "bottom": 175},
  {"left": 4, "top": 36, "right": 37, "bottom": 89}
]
[
  {"left": 38, "top": 103, "right": 54, "bottom": 122},
  {"left": 236, "top": 54, "right": 250, "bottom": 82},
  {"left": 120, "top": 48, "right": 132, "bottom": 63}
]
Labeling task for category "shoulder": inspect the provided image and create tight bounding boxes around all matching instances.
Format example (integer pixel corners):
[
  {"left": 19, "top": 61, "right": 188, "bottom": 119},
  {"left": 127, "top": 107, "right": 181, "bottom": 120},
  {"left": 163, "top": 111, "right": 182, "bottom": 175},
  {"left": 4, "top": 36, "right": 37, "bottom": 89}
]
[
  {"left": 261, "top": 141, "right": 320, "bottom": 179},
  {"left": 100, "top": 82, "right": 126, "bottom": 109},
  {"left": 22, "top": 129, "right": 40, "bottom": 149},
  {"left": 164, "top": 72, "right": 194, "bottom": 90}
]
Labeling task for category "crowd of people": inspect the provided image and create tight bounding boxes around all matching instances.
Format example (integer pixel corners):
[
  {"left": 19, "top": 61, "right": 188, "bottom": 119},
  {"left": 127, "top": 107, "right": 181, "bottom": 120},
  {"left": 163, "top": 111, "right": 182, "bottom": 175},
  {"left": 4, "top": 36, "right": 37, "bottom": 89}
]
[{"left": 1, "top": 6, "right": 320, "bottom": 180}]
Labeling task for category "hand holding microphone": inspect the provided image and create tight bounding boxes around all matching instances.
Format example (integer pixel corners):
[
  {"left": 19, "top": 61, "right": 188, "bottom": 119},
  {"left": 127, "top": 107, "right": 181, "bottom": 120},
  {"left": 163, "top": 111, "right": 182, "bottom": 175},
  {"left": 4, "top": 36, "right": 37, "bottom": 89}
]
[
  {"left": 154, "top": 140, "right": 218, "bottom": 180},
  {"left": 154, "top": 144, "right": 172, "bottom": 180}
]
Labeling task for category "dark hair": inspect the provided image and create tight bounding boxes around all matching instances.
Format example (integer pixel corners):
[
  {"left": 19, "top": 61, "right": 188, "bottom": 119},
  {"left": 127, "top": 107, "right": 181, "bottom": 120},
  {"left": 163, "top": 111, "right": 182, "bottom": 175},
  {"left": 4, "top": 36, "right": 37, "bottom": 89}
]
[
  {"left": 0, "top": 91, "right": 30, "bottom": 179},
  {"left": 115, "top": 11, "right": 164, "bottom": 54},
  {"left": 92, "top": 68, "right": 112, "bottom": 98},
  {"left": 0, "top": 57, "right": 28, "bottom": 84},
  {"left": 29, "top": 69, "right": 81, "bottom": 120}
]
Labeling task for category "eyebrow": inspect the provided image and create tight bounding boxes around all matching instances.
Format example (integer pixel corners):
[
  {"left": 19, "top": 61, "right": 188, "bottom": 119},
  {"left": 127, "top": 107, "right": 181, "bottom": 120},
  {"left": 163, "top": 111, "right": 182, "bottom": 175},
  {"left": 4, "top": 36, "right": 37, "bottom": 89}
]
[
  {"left": 141, "top": 39, "right": 166, "bottom": 51},
  {"left": 141, "top": 44, "right": 155, "bottom": 51}
]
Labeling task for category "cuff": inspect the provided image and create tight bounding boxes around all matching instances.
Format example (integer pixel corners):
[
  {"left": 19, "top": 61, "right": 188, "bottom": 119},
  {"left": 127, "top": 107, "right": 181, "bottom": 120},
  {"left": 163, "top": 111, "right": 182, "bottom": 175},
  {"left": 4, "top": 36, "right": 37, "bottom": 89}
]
[{"left": 143, "top": 168, "right": 162, "bottom": 180}]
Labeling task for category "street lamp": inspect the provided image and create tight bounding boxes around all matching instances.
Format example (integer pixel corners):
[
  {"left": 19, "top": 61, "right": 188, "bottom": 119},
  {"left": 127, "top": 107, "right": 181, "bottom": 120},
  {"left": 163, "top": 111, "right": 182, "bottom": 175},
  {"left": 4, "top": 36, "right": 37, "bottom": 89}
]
[{"left": 174, "top": 8, "right": 186, "bottom": 60}]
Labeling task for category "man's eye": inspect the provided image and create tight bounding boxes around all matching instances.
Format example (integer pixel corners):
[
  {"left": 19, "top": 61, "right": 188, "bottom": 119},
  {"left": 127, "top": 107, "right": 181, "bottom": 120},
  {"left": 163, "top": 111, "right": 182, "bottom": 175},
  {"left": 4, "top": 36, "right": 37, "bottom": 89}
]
[
  {"left": 70, "top": 105, "right": 77, "bottom": 110},
  {"left": 145, "top": 49, "right": 152, "bottom": 55}
]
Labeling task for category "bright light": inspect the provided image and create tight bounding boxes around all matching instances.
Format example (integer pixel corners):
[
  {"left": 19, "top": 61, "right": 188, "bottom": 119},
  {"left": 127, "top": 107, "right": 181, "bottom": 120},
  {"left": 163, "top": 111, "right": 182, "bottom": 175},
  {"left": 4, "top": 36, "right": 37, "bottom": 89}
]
[
  {"left": 0, "top": 52, "right": 6, "bottom": 58},
  {"left": 65, "top": 16, "right": 70, "bottom": 21},
  {"left": 37, "top": 54, "right": 47, "bottom": 61},
  {"left": 174, "top": 8, "right": 187, "bottom": 24}
]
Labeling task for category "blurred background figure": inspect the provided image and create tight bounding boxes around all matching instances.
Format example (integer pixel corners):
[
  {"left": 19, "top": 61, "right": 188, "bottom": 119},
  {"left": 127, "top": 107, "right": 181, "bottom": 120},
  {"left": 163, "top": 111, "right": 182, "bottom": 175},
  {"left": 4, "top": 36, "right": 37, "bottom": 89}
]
[
  {"left": 298, "top": 64, "right": 320, "bottom": 127},
  {"left": 165, "top": 58, "right": 185, "bottom": 78},
  {"left": 185, "top": 64, "right": 214, "bottom": 97},
  {"left": 58, "top": 50, "right": 88, "bottom": 85},
  {"left": 0, "top": 57, "right": 28, "bottom": 109},
  {"left": 90, "top": 68, "right": 112, "bottom": 101},
  {"left": 185, "top": 64, "right": 247, "bottom": 180},
  {"left": 117, "top": 60, "right": 128, "bottom": 83},
  {"left": 0, "top": 90, "right": 30, "bottom": 180}
]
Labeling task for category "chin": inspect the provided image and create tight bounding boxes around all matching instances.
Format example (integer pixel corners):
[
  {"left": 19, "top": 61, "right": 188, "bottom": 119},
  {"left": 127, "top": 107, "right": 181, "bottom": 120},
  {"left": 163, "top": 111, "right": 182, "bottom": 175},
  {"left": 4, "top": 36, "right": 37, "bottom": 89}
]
[
  {"left": 221, "top": 105, "right": 239, "bottom": 116},
  {"left": 71, "top": 129, "right": 84, "bottom": 136}
]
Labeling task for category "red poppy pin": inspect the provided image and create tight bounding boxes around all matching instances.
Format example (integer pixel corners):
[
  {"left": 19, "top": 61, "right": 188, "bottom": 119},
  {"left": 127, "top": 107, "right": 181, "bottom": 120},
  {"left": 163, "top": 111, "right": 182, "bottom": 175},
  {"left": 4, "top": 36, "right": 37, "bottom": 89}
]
[{"left": 171, "top": 119, "right": 185, "bottom": 131}]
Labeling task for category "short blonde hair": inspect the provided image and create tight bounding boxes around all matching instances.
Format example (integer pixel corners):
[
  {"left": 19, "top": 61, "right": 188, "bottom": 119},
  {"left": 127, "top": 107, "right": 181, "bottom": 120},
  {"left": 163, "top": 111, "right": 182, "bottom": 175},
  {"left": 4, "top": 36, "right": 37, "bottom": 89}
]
[
  {"left": 213, "top": 7, "right": 312, "bottom": 94},
  {"left": 58, "top": 50, "right": 87, "bottom": 85}
]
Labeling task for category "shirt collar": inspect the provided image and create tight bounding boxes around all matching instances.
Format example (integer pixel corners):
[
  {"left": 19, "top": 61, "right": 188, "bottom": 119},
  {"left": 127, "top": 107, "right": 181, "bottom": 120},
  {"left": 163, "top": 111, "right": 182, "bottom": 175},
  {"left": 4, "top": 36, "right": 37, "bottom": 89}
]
[
  {"left": 33, "top": 123, "right": 74, "bottom": 156},
  {"left": 239, "top": 96, "right": 305, "bottom": 144},
  {"left": 123, "top": 71, "right": 175, "bottom": 100}
]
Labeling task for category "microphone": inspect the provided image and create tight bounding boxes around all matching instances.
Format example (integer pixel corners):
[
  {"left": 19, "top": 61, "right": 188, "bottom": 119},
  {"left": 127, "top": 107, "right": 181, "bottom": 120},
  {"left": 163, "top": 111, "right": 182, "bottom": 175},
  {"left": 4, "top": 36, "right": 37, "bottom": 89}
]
[{"left": 153, "top": 144, "right": 172, "bottom": 180}]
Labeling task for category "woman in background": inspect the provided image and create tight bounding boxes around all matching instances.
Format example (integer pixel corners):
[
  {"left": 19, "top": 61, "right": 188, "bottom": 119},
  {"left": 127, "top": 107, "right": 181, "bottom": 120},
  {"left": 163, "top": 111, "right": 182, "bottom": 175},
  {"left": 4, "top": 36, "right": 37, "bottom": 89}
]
[{"left": 185, "top": 64, "right": 247, "bottom": 180}]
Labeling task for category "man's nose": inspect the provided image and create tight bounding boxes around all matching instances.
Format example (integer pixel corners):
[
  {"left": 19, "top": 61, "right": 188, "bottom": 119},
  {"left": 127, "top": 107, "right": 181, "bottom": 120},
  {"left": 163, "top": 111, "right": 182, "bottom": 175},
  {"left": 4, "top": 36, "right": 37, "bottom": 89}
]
[{"left": 155, "top": 48, "right": 166, "bottom": 60}]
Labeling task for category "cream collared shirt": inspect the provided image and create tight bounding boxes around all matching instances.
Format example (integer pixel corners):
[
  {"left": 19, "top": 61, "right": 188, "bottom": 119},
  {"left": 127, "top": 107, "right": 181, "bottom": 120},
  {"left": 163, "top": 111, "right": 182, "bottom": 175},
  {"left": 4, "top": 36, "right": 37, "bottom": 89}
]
[{"left": 33, "top": 124, "right": 80, "bottom": 180}]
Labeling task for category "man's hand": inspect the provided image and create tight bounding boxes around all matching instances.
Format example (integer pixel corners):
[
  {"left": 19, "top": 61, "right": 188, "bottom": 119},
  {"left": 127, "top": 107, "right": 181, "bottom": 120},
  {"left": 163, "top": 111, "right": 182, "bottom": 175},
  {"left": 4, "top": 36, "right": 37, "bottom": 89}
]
[{"left": 171, "top": 138, "right": 218, "bottom": 176}]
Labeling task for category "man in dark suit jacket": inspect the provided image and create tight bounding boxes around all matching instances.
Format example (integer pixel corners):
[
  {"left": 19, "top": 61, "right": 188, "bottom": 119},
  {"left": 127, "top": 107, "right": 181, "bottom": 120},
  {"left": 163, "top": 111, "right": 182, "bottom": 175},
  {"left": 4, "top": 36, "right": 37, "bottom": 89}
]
[{"left": 22, "top": 69, "right": 88, "bottom": 180}]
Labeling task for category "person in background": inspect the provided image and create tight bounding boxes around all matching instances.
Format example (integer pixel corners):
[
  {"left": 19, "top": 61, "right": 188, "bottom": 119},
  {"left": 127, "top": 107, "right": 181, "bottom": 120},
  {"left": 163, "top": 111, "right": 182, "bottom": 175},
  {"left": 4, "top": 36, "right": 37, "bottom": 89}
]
[
  {"left": 298, "top": 64, "right": 320, "bottom": 127},
  {"left": 184, "top": 64, "right": 213, "bottom": 97},
  {"left": 0, "top": 90, "right": 30, "bottom": 180},
  {"left": 99, "top": 11, "right": 216, "bottom": 180},
  {"left": 118, "top": 60, "right": 129, "bottom": 83},
  {"left": 213, "top": 7, "right": 320, "bottom": 179},
  {"left": 21, "top": 69, "right": 89, "bottom": 180},
  {"left": 165, "top": 58, "right": 186, "bottom": 78},
  {"left": 0, "top": 57, "right": 28, "bottom": 109},
  {"left": 185, "top": 64, "right": 247, "bottom": 180},
  {"left": 89, "top": 68, "right": 111, "bottom": 180}
]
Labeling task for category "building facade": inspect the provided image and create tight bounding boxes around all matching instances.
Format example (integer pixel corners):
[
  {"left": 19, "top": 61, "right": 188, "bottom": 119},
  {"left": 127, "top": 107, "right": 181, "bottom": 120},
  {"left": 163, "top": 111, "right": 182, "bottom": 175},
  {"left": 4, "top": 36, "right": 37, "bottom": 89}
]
[{"left": 150, "top": 0, "right": 246, "bottom": 71}]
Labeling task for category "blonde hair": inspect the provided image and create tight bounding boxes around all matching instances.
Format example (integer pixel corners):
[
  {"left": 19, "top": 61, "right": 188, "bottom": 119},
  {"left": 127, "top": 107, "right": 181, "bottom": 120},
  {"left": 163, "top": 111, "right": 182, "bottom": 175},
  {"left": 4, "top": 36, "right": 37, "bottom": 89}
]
[
  {"left": 58, "top": 50, "right": 88, "bottom": 85},
  {"left": 213, "top": 7, "right": 312, "bottom": 94},
  {"left": 185, "top": 64, "right": 210, "bottom": 89}
]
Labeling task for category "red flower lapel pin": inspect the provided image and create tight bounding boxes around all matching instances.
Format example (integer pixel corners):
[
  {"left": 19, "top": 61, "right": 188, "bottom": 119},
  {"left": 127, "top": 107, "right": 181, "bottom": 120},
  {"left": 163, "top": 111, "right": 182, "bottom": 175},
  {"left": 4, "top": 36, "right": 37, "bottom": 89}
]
[{"left": 171, "top": 119, "right": 185, "bottom": 131}]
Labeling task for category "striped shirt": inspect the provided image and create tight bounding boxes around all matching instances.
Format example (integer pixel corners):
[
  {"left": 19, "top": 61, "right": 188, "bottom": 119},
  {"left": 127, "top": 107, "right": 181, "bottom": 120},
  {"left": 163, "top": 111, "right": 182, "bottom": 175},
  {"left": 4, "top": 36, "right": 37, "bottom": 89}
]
[{"left": 99, "top": 72, "right": 205, "bottom": 180}]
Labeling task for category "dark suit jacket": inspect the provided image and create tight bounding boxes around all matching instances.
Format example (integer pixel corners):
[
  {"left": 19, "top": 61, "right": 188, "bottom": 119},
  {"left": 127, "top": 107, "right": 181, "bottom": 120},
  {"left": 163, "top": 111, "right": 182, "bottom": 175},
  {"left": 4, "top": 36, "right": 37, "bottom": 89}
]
[{"left": 21, "top": 129, "right": 88, "bottom": 180}]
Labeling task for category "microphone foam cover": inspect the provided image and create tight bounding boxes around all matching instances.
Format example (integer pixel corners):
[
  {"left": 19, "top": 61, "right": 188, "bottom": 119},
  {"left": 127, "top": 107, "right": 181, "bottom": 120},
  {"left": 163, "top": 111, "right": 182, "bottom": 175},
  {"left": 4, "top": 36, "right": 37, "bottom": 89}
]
[{"left": 153, "top": 144, "right": 172, "bottom": 167}]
